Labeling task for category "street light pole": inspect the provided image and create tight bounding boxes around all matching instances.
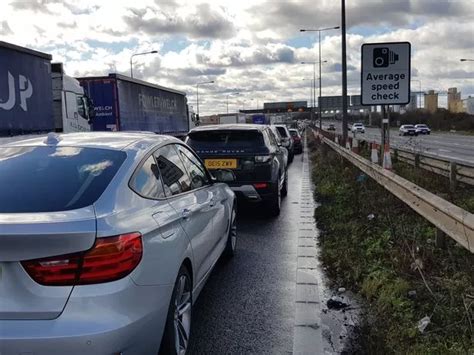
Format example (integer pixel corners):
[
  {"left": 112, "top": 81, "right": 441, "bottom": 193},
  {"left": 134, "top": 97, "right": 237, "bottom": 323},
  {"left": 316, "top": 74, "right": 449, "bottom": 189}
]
[
  {"left": 226, "top": 92, "right": 239, "bottom": 114},
  {"left": 318, "top": 31, "right": 322, "bottom": 129},
  {"left": 301, "top": 60, "right": 327, "bottom": 125},
  {"left": 129, "top": 50, "right": 158, "bottom": 78},
  {"left": 300, "top": 26, "right": 339, "bottom": 130},
  {"left": 302, "top": 78, "right": 314, "bottom": 112},
  {"left": 196, "top": 80, "right": 214, "bottom": 118},
  {"left": 341, "top": 0, "right": 348, "bottom": 144}
]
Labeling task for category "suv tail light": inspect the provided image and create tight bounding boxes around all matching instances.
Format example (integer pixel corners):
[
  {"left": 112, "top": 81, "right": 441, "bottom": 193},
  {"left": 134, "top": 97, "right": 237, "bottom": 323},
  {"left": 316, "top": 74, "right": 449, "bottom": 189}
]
[{"left": 22, "top": 232, "right": 142, "bottom": 286}]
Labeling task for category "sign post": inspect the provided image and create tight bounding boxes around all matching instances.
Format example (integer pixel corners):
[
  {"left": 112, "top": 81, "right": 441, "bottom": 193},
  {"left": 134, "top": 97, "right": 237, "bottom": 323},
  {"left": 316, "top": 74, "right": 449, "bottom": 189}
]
[{"left": 361, "top": 41, "right": 411, "bottom": 168}]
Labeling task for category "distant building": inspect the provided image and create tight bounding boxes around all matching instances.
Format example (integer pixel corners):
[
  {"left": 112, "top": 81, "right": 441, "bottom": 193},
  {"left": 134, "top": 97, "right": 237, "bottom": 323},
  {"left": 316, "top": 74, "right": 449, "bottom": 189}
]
[
  {"left": 405, "top": 93, "right": 418, "bottom": 111},
  {"left": 424, "top": 90, "right": 438, "bottom": 113},
  {"left": 447, "top": 87, "right": 463, "bottom": 113},
  {"left": 463, "top": 96, "right": 474, "bottom": 114},
  {"left": 452, "top": 100, "right": 465, "bottom": 113},
  {"left": 392, "top": 105, "right": 401, "bottom": 113}
]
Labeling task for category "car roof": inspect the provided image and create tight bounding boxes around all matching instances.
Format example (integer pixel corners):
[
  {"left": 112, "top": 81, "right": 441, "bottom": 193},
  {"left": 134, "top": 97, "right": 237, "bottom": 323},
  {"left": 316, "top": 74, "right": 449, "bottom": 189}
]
[
  {"left": 189, "top": 124, "right": 267, "bottom": 132},
  {"left": 0, "top": 131, "right": 176, "bottom": 151}
]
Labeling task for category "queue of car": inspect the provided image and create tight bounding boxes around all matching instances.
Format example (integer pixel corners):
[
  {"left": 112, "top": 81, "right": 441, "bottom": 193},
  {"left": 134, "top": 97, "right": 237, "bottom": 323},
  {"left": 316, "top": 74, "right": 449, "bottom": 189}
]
[
  {"left": 0, "top": 122, "right": 303, "bottom": 355},
  {"left": 325, "top": 121, "right": 432, "bottom": 138}
]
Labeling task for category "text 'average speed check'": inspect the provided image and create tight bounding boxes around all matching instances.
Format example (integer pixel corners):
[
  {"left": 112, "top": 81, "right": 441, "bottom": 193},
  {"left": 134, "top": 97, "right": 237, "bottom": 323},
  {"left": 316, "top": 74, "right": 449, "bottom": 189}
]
[{"left": 361, "top": 42, "right": 411, "bottom": 105}]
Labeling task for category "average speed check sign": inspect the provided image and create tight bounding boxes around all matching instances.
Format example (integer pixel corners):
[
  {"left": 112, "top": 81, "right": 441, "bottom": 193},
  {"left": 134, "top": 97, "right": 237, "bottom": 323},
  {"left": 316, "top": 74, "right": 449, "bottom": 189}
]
[{"left": 361, "top": 42, "right": 411, "bottom": 105}]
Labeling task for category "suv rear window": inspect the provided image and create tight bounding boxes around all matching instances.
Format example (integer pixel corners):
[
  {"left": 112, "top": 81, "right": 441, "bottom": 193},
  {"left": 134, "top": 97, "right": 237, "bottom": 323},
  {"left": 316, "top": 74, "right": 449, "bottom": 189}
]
[
  {"left": 0, "top": 146, "right": 126, "bottom": 213},
  {"left": 276, "top": 126, "right": 289, "bottom": 137},
  {"left": 187, "top": 130, "right": 264, "bottom": 149}
]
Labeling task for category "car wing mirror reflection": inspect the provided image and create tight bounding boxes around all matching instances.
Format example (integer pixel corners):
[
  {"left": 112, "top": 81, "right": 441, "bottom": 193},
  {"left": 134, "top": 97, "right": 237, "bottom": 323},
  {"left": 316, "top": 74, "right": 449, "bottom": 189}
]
[{"left": 212, "top": 169, "right": 236, "bottom": 183}]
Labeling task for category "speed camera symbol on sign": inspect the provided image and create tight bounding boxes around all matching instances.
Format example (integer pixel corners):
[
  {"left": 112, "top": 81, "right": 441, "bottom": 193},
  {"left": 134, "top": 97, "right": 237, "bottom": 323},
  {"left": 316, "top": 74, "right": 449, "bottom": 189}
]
[{"left": 373, "top": 47, "right": 399, "bottom": 68}]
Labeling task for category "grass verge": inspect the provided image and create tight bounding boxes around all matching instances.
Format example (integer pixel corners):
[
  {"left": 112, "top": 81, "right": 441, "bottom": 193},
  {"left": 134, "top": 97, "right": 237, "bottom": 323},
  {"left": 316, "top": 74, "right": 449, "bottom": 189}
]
[{"left": 308, "top": 134, "right": 474, "bottom": 354}]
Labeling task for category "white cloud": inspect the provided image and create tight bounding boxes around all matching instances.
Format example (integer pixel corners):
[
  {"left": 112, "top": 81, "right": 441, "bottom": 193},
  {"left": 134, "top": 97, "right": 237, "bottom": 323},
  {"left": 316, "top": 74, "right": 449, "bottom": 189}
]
[{"left": 1, "top": 0, "right": 473, "bottom": 114}]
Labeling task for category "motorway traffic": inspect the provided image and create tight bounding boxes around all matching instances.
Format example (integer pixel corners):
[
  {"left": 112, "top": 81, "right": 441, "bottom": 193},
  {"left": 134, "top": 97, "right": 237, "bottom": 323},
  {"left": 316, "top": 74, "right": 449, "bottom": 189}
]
[
  {"left": 324, "top": 120, "right": 474, "bottom": 164},
  {"left": 1, "top": 123, "right": 344, "bottom": 355}
]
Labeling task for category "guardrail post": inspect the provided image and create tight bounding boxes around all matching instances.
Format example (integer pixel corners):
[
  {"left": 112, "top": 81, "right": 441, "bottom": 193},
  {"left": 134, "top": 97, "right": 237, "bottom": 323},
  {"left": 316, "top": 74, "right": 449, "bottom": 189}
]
[
  {"left": 436, "top": 229, "right": 446, "bottom": 249},
  {"left": 393, "top": 149, "right": 398, "bottom": 163},
  {"left": 414, "top": 154, "right": 420, "bottom": 168},
  {"left": 449, "top": 162, "right": 457, "bottom": 192}
]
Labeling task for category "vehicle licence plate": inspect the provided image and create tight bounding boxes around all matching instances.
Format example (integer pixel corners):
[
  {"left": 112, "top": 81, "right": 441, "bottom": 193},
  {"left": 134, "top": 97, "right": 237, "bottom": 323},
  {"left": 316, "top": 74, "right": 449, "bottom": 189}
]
[{"left": 205, "top": 159, "right": 237, "bottom": 169}]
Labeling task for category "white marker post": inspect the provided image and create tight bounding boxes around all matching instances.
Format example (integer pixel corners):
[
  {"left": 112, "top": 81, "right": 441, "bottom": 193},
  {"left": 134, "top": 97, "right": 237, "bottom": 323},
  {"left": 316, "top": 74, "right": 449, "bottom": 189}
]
[{"left": 361, "top": 42, "right": 411, "bottom": 167}]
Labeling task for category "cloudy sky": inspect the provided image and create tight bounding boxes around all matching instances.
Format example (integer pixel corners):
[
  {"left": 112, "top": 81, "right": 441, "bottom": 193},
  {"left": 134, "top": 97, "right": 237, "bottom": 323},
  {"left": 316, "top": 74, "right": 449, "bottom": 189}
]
[{"left": 1, "top": 0, "right": 473, "bottom": 114}]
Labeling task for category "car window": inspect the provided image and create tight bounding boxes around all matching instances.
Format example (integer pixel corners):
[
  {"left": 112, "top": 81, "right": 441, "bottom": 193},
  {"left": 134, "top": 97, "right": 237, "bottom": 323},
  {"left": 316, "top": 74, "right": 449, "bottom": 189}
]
[
  {"left": 154, "top": 145, "right": 192, "bottom": 197},
  {"left": 276, "top": 126, "right": 288, "bottom": 137},
  {"left": 130, "top": 155, "right": 166, "bottom": 199},
  {"left": 270, "top": 128, "right": 282, "bottom": 143},
  {"left": 176, "top": 144, "right": 210, "bottom": 190},
  {"left": 0, "top": 146, "right": 126, "bottom": 213}
]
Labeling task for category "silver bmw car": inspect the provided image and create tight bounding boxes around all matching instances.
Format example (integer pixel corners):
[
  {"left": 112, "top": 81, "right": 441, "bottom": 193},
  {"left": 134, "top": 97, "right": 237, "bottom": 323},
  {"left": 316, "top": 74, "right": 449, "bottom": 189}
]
[{"left": 0, "top": 132, "right": 237, "bottom": 355}]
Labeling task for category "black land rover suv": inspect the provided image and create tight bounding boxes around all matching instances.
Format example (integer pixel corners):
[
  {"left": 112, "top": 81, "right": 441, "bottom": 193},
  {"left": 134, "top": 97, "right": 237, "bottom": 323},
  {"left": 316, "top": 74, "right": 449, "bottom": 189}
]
[{"left": 186, "top": 124, "right": 288, "bottom": 216}]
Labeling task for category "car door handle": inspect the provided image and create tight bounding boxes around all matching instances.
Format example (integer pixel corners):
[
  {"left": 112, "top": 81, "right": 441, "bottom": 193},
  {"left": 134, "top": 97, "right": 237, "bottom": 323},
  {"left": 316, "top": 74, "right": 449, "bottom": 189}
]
[{"left": 181, "top": 208, "right": 191, "bottom": 220}]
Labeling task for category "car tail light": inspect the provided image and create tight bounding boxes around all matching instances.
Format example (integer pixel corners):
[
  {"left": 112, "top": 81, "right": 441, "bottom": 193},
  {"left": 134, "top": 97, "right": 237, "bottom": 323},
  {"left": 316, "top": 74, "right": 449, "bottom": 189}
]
[
  {"left": 255, "top": 155, "right": 272, "bottom": 163},
  {"left": 22, "top": 233, "right": 142, "bottom": 286},
  {"left": 253, "top": 183, "right": 269, "bottom": 189}
]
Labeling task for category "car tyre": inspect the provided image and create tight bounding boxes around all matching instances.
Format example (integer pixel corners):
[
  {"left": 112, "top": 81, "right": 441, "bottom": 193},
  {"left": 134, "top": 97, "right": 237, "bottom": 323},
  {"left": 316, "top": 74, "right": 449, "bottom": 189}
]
[
  {"left": 223, "top": 206, "right": 237, "bottom": 258},
  {"left": 159, "top": 265, "right": 193, "bottom": 355},
  {"left": 281, "top": 171, "right": 288, "bottom": 197},
  {"left": 288, "top": 152, "right": 294, "bottom": 164},
  {"left": 267, "top": 185, "right": 281, "bottom": 217}
]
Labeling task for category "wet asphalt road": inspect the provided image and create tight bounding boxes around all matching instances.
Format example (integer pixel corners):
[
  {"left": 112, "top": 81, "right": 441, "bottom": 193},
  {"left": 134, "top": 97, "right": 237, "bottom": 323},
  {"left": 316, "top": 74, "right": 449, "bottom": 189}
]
[{"left": 188, "top": 155, "right": 304, "bottom": 354}]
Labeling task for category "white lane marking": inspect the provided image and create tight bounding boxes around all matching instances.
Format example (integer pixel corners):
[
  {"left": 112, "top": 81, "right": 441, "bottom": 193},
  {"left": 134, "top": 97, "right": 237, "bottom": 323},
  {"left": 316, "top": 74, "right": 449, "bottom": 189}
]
[{"left": 293, "top": 140, "right": 325, "bottom": 355}]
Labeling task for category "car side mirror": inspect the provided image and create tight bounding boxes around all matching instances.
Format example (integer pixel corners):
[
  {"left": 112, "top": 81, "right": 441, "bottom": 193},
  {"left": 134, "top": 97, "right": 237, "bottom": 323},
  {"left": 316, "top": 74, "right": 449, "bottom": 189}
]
[{"left": 211, "top": 169, "right": 236, "bottom": 183}]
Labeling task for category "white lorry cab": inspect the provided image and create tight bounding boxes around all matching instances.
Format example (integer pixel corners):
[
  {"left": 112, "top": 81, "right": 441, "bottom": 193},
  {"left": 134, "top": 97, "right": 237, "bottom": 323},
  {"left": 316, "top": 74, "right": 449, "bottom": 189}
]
[{"left": 51, "top": 63, "right": 93, "bottom": 133}]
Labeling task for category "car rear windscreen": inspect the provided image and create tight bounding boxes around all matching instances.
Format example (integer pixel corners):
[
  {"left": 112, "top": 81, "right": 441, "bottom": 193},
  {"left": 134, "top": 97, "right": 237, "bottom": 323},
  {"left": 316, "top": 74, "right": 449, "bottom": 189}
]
[
  {"left": 187, "top": 130, "right": 264, "bottom": 149},
  {"left": 0, "top": 146, "right": 126, "bottom": 213}
]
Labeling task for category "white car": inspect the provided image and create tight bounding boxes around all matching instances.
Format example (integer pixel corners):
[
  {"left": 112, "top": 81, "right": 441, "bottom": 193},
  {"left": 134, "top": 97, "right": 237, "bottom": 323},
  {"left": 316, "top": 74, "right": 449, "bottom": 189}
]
[
  {"left": 399, "top": 124, "right": 418, "bottom": 136},
  {"left": 415, "top": 124, "right": 431, "bottom": 135},
  {"left": 0, "top": 132, "right": 237, "bottom": 355},
  {"left": 351, "top": 123, "right": 365, "bottom": 133}
]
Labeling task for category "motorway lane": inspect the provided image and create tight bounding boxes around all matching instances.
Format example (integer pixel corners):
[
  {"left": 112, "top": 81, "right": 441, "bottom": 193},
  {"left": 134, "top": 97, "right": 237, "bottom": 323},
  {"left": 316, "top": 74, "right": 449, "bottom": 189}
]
[
  {"left": 187, "top": 157, "right": 303, "bottom": 354},
  {"left": 323, "top": 120, "right": 474, "bottom": 164}
]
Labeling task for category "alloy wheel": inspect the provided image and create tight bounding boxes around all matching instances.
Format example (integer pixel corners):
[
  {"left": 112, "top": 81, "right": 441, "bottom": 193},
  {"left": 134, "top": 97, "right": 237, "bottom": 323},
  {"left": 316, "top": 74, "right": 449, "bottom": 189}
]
[{"left": 173, "top": 274, "right": 192, "bottom": 355}]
